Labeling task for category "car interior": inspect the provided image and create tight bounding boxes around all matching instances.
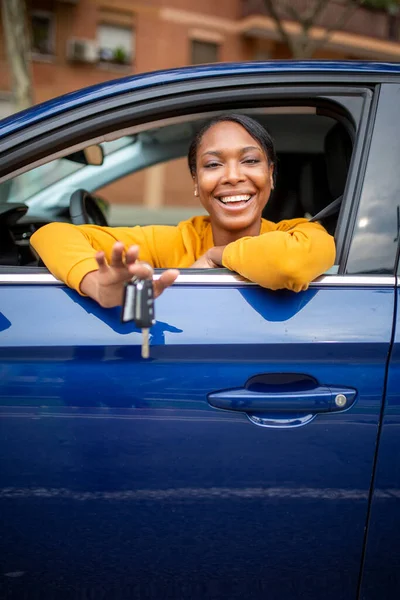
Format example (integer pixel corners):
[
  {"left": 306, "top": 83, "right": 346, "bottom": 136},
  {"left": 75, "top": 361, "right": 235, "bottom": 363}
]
[{"left": 0, "top": 103, "right": 354, "bottom": 270}]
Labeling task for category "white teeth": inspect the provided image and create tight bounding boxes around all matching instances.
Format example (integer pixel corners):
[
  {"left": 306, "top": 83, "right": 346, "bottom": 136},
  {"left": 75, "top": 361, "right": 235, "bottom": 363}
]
[{"left": 218, "top": 195, "right": 252, "bottom": 204}]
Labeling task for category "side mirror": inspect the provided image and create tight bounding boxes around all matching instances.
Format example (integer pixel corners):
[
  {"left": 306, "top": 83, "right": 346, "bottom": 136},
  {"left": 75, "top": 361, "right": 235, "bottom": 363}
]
[{"left": 65, "top": 144, "right": 104, "bottom": 166}]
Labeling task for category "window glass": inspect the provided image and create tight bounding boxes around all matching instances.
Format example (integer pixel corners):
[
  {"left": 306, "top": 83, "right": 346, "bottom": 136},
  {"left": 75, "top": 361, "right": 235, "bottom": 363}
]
[
  {"left": 98, "top": 157, "right": 201, "bottom": 227},
  {"left": 98, "top": 24, "right": 134, "bottom": 65},
  {"left": 31, "top": 12, "right": 54, "bottom": 55},
  {"left": 3, "top": 160, "right": 83, "bottom": 205},
  {"left": 0, "top": 137, "right": 133, "bottom": 205},
  {"left": 191, "top": 40, "right": 219, "bottom": 65}
]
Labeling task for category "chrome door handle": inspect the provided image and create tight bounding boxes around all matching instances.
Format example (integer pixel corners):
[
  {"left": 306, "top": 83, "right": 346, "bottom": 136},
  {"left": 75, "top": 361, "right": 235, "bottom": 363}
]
[{"left": 207, "top": 385, "right": 357, "bottom": 414}]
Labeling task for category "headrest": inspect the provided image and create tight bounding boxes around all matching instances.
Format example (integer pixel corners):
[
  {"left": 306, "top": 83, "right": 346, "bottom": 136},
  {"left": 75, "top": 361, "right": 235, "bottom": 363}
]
[
  {"left": 324, "top": 123, "right": 352, "bottom": 200},
  {"left": 299, "top": 156, "right": 330, "bottom": 217}
]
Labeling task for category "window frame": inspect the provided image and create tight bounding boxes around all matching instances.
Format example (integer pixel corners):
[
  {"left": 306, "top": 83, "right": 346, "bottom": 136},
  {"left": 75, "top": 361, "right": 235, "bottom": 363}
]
[{"left": 0, "top": 79, "right": 386, "bottom": 281}]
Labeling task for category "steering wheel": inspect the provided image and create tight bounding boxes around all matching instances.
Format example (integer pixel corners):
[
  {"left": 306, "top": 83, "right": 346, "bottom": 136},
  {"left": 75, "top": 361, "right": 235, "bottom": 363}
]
[{"left": 69, "top": 189, "right": 109, "bottom": 226}]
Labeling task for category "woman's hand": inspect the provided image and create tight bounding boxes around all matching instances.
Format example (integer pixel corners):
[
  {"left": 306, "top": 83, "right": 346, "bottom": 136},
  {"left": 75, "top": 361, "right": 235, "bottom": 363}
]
[
  {"left": 191, "top": 246, "right": 225, "bottom": 269},
  {"left": 80, "top": 242, "right": 179, "bottom": 308}
]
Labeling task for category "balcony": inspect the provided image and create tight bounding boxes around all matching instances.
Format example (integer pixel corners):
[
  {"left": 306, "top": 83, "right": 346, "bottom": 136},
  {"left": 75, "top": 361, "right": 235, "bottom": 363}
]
[{"left": 241, "top": 0, "right": 399, "bottom": 43}]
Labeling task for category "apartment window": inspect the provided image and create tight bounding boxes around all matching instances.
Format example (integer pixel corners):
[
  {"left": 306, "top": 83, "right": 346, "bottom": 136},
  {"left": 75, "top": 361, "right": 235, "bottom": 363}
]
[
  {"left": 98, "top": 23, "right": 134, "bottom": 65},
  {"left": 388, "top": 15, "right": 400, "bottom": 41},
  {"left": 191, "top": 40, "right": 219, "bottom": 65},
  {"left": 31, "top": 11, "right": 54, "bottom": 55}
]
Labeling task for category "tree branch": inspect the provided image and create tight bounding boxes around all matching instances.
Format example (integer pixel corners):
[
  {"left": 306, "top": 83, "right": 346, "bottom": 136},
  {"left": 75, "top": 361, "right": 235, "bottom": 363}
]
[
  {"left": 263, "top": 0, "right": 296, "bottom": 54},
  {"left": 307, "top": 0, "right": 359, "bottom": 52},
  {"left": 263, "top": 0, "right": 361, "bottom": 59},
  {"left": 304, "top": 0, "right": 332, "bottom": 30},
  {"left": 281, "top": 2, "right": 303, "bottom": 24}
]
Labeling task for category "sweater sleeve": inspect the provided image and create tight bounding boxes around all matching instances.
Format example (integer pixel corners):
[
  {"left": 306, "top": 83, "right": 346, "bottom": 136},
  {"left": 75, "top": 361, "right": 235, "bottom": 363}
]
[
  {"left": 30, "top": 221, "right": 181, "bottom": 293},
  {"left": 221, "top": 219, "right": 336, "bottom": 292}
]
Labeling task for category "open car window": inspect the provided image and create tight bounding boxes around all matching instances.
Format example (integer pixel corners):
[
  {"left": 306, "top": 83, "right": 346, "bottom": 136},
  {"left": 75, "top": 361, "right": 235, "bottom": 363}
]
[
  {"left": 0, "top": 99, "right": 360, "bottom": 274},
  {"left": 5, "top": 108, "right": 351, "bottom": 219}
]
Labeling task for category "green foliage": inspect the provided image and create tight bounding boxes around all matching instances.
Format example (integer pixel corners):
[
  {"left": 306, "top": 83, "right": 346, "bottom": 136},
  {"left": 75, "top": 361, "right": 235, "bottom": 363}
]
[
  {"left": 113, "top": 47, "right": 128, "bottom": 64},
  {"left": 360, "top": 0, "right": 399, "bottom": 12}
]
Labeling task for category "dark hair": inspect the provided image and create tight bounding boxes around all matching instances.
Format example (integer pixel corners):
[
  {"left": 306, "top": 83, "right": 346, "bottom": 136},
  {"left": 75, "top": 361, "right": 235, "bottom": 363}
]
[{"left": 187, "top": 113, "right": 276, "bottom": 181}]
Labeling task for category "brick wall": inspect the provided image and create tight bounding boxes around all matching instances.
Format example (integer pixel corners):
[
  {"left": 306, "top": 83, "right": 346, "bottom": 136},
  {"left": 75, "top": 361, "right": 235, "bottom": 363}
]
[{"left": 1, "top": 0, "right": 396, "bottom": 216}]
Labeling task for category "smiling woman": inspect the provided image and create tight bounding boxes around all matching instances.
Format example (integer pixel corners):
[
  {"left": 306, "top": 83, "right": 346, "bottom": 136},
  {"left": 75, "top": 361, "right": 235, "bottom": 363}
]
[{"left": 30, "top": 114, "right": 336, "bottom": 308}]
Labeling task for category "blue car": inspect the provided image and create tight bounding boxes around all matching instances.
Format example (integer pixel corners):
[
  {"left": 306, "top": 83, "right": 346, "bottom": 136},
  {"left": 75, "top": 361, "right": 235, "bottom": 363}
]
[{"left": 0, "top": 61, "right": 399, "bottom": 599}]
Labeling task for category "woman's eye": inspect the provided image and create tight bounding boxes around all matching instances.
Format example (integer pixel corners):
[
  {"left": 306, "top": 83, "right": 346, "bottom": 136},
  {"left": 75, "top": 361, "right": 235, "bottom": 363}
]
[
  {"left": 243, "top": 158, "right": 260, "bottom": 164},
  {"left": 204, "top": 162, "right": 220, "bottom": 169}
]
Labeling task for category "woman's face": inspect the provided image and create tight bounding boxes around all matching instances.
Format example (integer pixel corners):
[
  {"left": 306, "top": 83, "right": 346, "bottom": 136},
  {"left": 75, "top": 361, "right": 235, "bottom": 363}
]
[{"left": 194, "top": 121, "right": 274, "bottom": 235}]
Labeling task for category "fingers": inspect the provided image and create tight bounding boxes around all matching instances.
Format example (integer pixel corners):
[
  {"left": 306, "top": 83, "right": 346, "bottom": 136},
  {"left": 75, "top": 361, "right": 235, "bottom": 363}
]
[
  {"left": 110, "top": 242, "right": 125, "bottom": 268},
  {"left": 96, "top": 242, "right": 178, "bottom": 305},
  {"left": 125, "top": 245, "right": 140, "bottom": 265},
  {"left": 153, "top": 269, "right": 179, "bottom": 299},
  {"left": 110, "top": 243, "right": 141, "bottom": 269},
  {"left": 97, "top": 243, "right": 140, "bottom": 274},
  {"left": 95, "top": 251, "right": 109, "bottom": 274}
]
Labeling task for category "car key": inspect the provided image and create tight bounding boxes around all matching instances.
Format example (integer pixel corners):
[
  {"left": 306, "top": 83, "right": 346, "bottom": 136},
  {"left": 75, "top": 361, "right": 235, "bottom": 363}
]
[{"left": 121, "top": 277, "right": 155, "bottom": 358}]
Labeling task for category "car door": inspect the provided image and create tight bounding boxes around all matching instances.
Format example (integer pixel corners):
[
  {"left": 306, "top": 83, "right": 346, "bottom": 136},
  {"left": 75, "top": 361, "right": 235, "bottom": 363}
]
[
  {"left": 0, "top": 76, "right": 398, "bottom": 600},
  {"left": 358, "top": 84, "right": 400, "bottom": 600}
]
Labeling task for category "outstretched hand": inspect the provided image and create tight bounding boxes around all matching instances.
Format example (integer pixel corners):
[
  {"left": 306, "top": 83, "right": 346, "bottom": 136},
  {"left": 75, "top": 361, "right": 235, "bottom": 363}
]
[{"left": 80, "top": 242, "right": 179, "bottom": 308}]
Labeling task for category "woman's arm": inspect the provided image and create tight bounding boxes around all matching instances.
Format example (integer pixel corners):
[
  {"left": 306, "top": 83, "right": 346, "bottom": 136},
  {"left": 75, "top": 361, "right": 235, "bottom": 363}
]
[
  {"left": 31, "top": 222, "right": 178, "bottom": 306},
  {"left": 221, "top": 221, "right": 335, "bottom": 292}
]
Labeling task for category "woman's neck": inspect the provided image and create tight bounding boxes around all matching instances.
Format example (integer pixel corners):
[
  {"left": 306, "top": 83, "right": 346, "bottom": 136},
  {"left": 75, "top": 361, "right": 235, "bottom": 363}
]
[{"left": 211, "top": 220, "right": 262, "bottom": 247}]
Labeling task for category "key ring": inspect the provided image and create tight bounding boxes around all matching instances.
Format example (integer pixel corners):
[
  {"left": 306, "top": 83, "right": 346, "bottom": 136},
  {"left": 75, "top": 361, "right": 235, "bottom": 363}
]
[{"left": 130, "top": 262, "right": 153, "bottom": 283}]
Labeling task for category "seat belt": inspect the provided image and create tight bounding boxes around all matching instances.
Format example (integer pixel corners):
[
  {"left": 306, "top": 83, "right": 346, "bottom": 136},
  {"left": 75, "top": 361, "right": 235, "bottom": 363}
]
[{"left": 309, "top": 195, "right": 343, "bottom": 223}]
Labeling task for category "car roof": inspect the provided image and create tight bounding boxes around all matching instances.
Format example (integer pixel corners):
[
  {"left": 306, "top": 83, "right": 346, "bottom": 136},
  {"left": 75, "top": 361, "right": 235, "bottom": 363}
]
[{"left": 1, "top": 60, "right": 399, "bottom": 139}]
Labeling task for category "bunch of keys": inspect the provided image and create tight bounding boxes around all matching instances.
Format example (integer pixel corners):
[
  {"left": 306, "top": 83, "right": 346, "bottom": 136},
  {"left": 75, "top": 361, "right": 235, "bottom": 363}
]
[{"left": 121, "top": 277, "right": 155, "bottom": 359}]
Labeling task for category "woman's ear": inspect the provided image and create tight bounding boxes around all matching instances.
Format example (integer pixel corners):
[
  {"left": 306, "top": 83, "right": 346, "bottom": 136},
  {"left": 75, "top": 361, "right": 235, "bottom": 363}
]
[
  {"left": 269, "top": 164, "right": 275, "bottom": 190},
  {"left": 193, "top": 178, "right": 199, "bottom": 197}
]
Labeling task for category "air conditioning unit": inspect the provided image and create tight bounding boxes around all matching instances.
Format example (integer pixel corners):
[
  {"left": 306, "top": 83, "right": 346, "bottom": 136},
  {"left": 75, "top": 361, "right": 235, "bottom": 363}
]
[{"left": 67, "top": 38, "right": 98, "bottom": 63}]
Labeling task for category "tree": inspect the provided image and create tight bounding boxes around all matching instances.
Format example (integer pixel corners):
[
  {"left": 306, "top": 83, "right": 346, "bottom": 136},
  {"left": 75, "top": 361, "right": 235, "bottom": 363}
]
[
  {"left": 1, "top": 0, "right": 33, "bottom": 112},
  {"left": 262, "top": 0, "right": 399, "bottom": 59},
  {"left": 362, "top": 0, "right": 398, "bottom": 9}
]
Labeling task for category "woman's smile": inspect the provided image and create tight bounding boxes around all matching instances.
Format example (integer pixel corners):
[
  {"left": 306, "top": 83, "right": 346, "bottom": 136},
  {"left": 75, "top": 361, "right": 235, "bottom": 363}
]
[{"left": 214, "top": 192, "right": 255, "bottom": 210}]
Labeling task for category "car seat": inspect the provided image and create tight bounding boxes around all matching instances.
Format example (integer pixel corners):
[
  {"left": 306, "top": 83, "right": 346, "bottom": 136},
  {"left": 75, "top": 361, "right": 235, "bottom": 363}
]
[{"left": 298, "top": 122, "right": 353, "bottom": 235}]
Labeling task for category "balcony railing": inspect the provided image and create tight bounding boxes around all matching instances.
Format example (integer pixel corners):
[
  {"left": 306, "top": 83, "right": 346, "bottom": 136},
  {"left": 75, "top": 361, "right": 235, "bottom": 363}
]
[{"left": 241, "top": 0, "right": 399, "bottom": 42}]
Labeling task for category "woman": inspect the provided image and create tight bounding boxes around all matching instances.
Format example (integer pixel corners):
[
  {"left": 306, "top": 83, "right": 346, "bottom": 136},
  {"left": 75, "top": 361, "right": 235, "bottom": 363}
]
[{"left": 31, "top": 114, "right": 335, "bottom": 307}]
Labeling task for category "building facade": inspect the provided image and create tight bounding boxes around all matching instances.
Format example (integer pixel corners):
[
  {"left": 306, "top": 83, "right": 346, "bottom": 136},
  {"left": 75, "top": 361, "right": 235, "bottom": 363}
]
[{"left": 1, "top": 0, "right": 399, "bottom": 218}]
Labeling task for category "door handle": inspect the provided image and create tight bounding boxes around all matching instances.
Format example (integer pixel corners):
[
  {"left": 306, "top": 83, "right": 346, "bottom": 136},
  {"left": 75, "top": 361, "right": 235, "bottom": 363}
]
[{"left": 207, "top": 385, "right": 357, "bottom": 414}]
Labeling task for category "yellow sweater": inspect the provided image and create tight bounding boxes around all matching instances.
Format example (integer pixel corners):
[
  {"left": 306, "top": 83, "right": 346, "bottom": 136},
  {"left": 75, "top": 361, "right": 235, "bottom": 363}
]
[{"left": 30, "top": 216, "right": 335, "bottom": 293}]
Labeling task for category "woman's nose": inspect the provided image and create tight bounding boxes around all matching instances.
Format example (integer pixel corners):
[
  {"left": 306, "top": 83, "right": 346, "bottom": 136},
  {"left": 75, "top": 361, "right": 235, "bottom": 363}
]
[{"left": 222, "top": 161, "right": 245, "bottom": 184}]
